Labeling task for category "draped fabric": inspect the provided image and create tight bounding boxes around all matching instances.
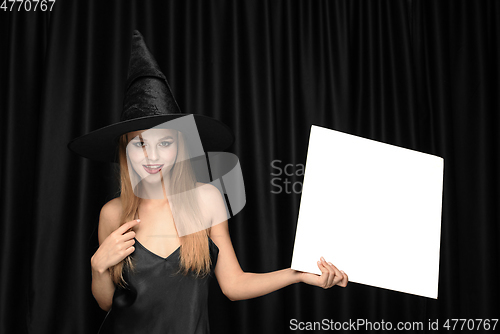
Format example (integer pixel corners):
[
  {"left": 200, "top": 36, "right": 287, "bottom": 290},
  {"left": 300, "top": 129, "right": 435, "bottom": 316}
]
[{"left": 0, "top": 1, "right": 498, "bottom": 333}]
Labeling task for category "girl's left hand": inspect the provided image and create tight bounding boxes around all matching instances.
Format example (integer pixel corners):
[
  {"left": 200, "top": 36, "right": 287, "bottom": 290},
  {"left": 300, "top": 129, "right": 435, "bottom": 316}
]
[{"left": 296, "top": 257, "right": 348, "bottom": 289}]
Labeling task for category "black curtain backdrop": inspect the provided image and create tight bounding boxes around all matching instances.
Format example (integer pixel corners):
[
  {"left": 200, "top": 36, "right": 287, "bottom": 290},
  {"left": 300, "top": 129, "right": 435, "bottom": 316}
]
[{"left": 0, "top": 0, "right": 499, "bottom": 333}]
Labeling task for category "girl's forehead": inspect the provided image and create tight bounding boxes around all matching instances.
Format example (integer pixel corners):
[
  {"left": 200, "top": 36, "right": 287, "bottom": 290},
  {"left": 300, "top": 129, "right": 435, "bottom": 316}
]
[{"left": 127, "top": 128, "right": 177, "bottom": 139}]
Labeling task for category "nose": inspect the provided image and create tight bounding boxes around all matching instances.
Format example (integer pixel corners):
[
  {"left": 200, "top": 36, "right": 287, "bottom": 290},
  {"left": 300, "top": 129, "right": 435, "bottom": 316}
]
[{"left": 144, "top": 144, "right": 159, "bottom": 161}]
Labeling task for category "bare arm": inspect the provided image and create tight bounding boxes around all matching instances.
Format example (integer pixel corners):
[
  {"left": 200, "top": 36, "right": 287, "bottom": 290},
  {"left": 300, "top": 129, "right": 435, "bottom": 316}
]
[
  {"left": 211, "top": 220, "right": 300, "bottom": 301},
  {"left": 90, "top": 197, "right": 140, "bottom": 311},
  {"left": 91, "top": 267, "right": 115, "bottom": 312},
  {"left": 204, "top": 185, "right": 348, "bottom": 302}
]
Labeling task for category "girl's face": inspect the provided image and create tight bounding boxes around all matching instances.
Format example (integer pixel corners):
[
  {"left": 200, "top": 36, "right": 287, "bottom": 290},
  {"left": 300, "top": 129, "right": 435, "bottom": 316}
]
[{"left": 126, "top": 128, "right": 178, "bottom": 183}]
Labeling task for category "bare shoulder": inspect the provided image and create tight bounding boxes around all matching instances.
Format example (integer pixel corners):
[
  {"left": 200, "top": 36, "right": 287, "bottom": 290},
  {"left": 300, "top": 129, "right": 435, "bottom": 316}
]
[
  {"left": 98, "top": 197, "right": 122, "bottom": 244},
  {"left": 195, "top": 182, "right": 228, "bottom": 239},
  {"left": 195, "top": 182, "right": 221, "bottom": 198},
  {"left": 195, "top": 182, "right": 225, "bottom": 209}
]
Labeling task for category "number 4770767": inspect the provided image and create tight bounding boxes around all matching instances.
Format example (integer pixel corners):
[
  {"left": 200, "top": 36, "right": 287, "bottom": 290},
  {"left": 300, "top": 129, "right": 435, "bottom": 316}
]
[
  {"left": 1, "top": 0, "right": 56, "bottom": 12},
  {"left": 443, "top": 319, "right": 498, "bottom": 331}
]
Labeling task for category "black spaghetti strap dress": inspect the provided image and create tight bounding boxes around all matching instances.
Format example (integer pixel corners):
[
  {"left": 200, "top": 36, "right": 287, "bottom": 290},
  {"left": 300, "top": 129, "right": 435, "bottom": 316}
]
[{"left": 97, "top": 210, "right": 219, "bottom": 334}]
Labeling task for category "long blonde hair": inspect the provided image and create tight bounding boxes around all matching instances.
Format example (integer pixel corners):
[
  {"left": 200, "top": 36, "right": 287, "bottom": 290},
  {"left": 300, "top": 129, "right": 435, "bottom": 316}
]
[{"left": 110, "top": 130, "right": 212, "bottom": 287}]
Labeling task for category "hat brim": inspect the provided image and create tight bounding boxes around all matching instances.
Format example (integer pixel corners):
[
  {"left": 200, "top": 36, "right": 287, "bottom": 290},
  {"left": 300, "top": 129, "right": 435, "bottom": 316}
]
[{"left": 67, "top": 114, "right": 235, "bottom": 163}]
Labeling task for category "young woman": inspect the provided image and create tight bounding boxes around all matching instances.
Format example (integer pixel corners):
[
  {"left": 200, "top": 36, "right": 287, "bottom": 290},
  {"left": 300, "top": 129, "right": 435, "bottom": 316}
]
[
  {"left": 68, "top": 30, "right": 347, "bottom": 334},
  {"left": 90, "top": 126, "right": 347, "bottom": 333}
]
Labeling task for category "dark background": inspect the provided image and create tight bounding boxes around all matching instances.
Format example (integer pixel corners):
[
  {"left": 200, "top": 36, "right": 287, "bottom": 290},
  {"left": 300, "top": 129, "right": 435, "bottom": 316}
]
[{"left": 1, "top": 0, "right": 499, "bottom": 333}]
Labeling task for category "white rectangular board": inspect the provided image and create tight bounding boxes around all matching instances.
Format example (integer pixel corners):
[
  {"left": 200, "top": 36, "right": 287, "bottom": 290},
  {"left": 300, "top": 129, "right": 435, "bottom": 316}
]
[{"left": 291, "top": 125, "right": 444, "bottom": 299}]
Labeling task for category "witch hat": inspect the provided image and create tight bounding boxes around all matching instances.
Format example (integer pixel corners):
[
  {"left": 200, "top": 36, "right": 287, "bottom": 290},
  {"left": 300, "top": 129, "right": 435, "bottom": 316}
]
[{"left": 67, "top": 30, "right": 234, "bottom": 163}]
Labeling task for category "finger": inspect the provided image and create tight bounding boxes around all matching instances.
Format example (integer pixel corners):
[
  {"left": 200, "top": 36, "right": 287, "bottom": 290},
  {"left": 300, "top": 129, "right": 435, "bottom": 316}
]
[
  {"left": 124, "top": 245, "right": 135, "bottom": 257},
  {"left": 327, "top": 261, "right": 342, "bottom": 276},
  {"left": 318, "top": 261, "right": 330, "bottom": 288},
  {"left": 120, "top": 230, "right": 136, "bottom": 242},
  {"left": 317, "top": 260, "right": 329, "bottom": 274},
  {"left": 317, "top": 260, "right": 330, "bottom": 288},
  {"left": 116, "top": 219, "right": 141, "bottom": 235},
  {"left": 324, "top": 261, "right": 343, "bottom": 284},
  {"left": 329, "top": 262, "right": 344, "bottom": 285},
  {"left": 115, "top": 243, "right": 136, "bottom": 261},
  {"left": 339, "top": 270, "right": 349, "bottom": 287},
  {"left": 322, "top": 258, "right": 336, "bottom": 287},
  {"left": 122, "top": 239, "right": 136, "bottom": 249},
  {"left": 327, "top": 262, "right": 337, "bottom": 288}
]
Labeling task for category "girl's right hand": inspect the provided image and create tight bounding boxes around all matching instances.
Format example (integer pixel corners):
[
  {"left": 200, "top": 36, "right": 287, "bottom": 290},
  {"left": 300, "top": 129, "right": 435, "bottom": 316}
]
[{"left": 91, "top": 219, "right": 141, "bottom": 274}]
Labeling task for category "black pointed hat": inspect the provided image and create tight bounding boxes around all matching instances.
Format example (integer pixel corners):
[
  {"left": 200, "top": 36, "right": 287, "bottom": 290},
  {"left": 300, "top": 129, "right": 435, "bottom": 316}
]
[{"left": 67, "top": 30, "right": 234, "bottom": 163}]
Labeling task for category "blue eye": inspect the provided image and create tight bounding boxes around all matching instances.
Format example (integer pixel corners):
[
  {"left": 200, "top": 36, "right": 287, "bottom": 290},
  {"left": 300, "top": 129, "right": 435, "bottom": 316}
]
[
  {"left": 132, "top": 140, "right": 172, "bottom": 148},
  {"left": 159, "top": 141, "right": 172, "bottom": 147}
]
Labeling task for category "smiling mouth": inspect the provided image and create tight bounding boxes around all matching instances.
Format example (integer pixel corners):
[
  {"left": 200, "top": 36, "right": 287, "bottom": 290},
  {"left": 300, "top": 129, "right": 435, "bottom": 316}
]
[{"left": 143, "top": 164, "right": 164, "bottom": 174}]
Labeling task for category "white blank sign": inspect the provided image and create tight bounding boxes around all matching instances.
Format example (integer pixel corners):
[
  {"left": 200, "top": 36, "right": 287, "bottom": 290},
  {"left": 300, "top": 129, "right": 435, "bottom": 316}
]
[{"left": 291, "top": 125, "right": 444, "bottom": 299}]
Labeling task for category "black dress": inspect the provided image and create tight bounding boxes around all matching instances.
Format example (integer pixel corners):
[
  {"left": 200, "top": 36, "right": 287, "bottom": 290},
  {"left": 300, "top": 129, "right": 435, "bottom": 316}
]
[{"left": 97, "top": 217, "right": 219, "bottom": 334}]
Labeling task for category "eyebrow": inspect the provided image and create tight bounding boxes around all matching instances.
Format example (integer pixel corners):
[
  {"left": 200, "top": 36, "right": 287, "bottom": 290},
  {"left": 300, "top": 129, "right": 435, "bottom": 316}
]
[{"left": 132, "top": 136, "right": 174, "bottom": 141}]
